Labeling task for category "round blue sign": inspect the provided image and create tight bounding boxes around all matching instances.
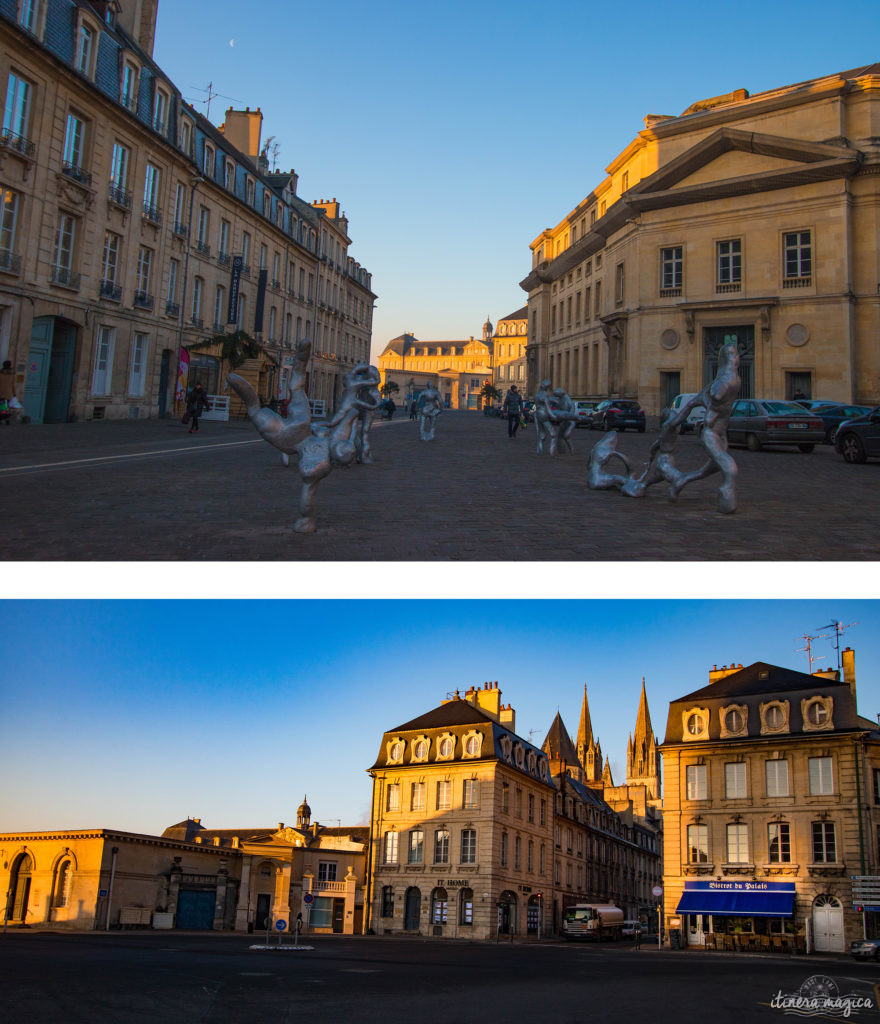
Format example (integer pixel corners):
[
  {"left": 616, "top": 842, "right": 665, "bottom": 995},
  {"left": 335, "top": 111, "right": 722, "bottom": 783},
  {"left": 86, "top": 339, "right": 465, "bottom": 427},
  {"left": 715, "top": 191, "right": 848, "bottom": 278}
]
[
  {"left": 303, "top": 893, "right": 314, "bottom": 905},
  {"left": 275, "top": 919, "right": 287, "bottom": 931}
]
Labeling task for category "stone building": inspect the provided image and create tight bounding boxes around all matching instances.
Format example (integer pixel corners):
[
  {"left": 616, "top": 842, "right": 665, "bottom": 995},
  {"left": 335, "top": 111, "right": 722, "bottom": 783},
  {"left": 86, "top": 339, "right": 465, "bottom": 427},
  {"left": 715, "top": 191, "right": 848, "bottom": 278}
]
[
  {"left": 491, "top": 306, "right": 528, "bottom": 397},
  {"left": 1, "top": 802, "right": 367, "bottom": 934},
  {"left": 519, "top": 64, "right": 880, "bottom": 414},
  {"left": 366, "top": 683, "right": 556, "bottom": 939},
  {"left": 0, "top": 0, "right": 374, "bottom": 423},
  {"left": 659, "top": 648, "right": 880, "bottom": 952},
  {"left": 377, "top": 328, "right": 493, "bottom": 410}
]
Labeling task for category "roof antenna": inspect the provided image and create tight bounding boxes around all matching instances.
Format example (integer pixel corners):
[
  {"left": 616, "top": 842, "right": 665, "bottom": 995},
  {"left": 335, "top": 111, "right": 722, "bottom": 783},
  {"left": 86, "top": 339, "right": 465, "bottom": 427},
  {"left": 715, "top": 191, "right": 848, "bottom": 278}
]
[
  {"left": 796, "top": 630, "right": 827, "bottom": 674},
  {"left": 814, "top": 619, "right": 858, "bottom": 671}
]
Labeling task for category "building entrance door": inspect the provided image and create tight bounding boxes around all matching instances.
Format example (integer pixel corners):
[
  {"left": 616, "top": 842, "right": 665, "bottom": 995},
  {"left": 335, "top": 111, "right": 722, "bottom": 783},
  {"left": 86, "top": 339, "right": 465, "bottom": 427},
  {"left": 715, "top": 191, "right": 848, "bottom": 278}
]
[
  {"left": 176, "top": 890, "right": 215, "bottom": 930},
  {"left": 332, "top": 898, "right": 344, "bottom": 933},
  {"left": 812, "top": 894, "right": 844, "bottom": 952},
  {"left": 44, "top": 321, "right": 76, "bottom": 423},
  {"left": 9, "top": 853, "right": 33, "bottom": 923},
  {"left": 704, "top": 325, "right": 754, "bottom": 397},
  {"left": 404, "top": 887, "right": 421, "bottom": 931},
  {"left": 687, "top": 913, "right": 708, "bottom": 946},
  {"left": 158, "top": 349, "right": 172, "bottom": 417},
  {"left": 255, "top": 893, "right": 271, "bottom": 930}
]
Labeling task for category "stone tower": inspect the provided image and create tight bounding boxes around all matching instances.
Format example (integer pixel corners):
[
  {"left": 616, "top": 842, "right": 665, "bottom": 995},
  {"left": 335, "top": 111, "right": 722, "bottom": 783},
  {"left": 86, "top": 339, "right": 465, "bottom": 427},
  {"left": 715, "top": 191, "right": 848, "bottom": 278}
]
[
  {"left": 626, "top": 678, "right": 660, "bottom": 799},
  {"left": 575, "top": 684, "right": 604, "bottom": 785}
]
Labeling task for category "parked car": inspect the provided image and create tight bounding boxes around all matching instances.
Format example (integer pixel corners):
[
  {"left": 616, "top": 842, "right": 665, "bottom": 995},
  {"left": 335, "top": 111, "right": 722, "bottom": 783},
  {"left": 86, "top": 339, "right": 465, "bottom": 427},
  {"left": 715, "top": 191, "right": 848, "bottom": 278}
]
[
  {"left": 804, "top": 403, "right": 873, "bottom": 444},
  {"left": 662, "top": 393, "right": 706, "bottom": 433},
  {"left": 850, "top": 937, "right": 880, "bottom": 961},
  {"left": 834, "top": 406, "right": 880, "bottom": 463},
  {"left": 792, "top": 399, "right": 837, "bottom": 411},
  {"left": 593, "top": 399, "right": 646, "bottom": 432},
  {"left": 574, "top": 400, "right": 598, "bottom": 428},
  {"left": 726, "top": 399, "right": 825, "bottom": 452},
  {"left": 621, "top": 919, "right": 642, "bottom": 937}
]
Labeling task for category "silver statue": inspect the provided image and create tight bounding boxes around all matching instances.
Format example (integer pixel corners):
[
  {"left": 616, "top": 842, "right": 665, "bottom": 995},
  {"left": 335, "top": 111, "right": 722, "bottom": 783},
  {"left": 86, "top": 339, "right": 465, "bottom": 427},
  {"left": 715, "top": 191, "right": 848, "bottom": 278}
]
[
  {"left": 535, "top": 380, "right": 577, "bottom": 455},
  {"left": 588, "top": 342, "right": 741, "bottom": 513},
  {"left": 418, "top": 381, "right": 443, "bottom": 441},
  {"left": 347, "top": 363, "right": 382, "bottom": 464},
  {"left": 228, "top": 340, "right": 381, "bottom": 533}
]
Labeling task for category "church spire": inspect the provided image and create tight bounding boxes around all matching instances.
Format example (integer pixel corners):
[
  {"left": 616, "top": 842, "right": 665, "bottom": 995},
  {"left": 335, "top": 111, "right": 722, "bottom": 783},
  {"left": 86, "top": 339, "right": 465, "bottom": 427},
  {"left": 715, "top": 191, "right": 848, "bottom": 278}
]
[{"left": 626, "top": 678, "right": 660, "bottom": 799}]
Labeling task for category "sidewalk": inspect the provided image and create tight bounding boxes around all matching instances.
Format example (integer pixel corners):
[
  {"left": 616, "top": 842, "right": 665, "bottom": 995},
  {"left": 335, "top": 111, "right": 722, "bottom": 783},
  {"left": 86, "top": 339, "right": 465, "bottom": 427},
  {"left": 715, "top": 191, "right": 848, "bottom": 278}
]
[{"left": 1, "top": 411, "right": 876, "bottom": 560}]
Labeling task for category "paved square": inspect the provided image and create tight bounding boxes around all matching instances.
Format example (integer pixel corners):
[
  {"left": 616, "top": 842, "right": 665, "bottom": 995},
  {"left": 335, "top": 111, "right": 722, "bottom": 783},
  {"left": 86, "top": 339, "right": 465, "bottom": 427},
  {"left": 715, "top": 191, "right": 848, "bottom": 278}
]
[{"left": 0, "top": 412, "right": 876, "bottom": 560}]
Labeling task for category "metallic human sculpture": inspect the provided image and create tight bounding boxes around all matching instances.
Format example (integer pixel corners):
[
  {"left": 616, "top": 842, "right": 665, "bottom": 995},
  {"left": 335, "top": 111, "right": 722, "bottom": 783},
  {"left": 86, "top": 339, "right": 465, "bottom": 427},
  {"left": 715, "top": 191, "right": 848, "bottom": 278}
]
[
  {"left": 535, "top": 380, "right": 578, "bottom": 455},
  {"left": 418, "top": 381, "right": 443, "bottom": 441},
  {"left": 346, "top": 363, "right": 382, "bottom": 464},
  {"left": 587, "top": 342, "right": 741, "bottom": 513},
  {"left": 227, "top": 339, "right": 382, "bottom": 533}
]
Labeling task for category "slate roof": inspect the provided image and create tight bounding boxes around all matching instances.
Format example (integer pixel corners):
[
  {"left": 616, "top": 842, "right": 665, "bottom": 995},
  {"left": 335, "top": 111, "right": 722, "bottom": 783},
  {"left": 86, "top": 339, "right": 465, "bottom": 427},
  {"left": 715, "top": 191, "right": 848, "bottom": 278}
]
[
  {"left": 392, "top": 699, "right": 498, "bottom": 732},
  {"left": 498, "top": 306, "right": 528, "bottom": 322},
  {"left": 542, "top": 712, "right": 580, "bottom": 764},
  {"left": 676, "top": 661, "right": 849, "bottom": 701}
]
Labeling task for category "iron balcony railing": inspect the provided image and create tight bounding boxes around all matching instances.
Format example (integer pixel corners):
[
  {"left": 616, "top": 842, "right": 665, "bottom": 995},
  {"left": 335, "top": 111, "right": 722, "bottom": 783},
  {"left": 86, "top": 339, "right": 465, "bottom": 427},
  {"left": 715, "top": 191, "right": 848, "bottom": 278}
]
[
  {"left": 217, "top": 251, "right": 231, "bottom": 267},
  {"left": 194, "top": 240, "right": 211, "bottom": 257},
  {"left": 99, "top": 278, "right": 122, "bottom": 300},
  {"left": 172, "top": 220, "right": 188, "bottom": 237},
  {"left": 165, "top": 300, "right": 180, "bottom": 317},
  {"left": 142, "top": 202, "right": 162, "bottom": 226},
  {"left": 190, "top": 315, "right": 203, "bottom": 328},
  {"left": 1, "top": 130, "right": 35, "bottom": 157},
  {"left": 51, "top": 266, "right": 81, "bottom": 289},
  {"left": 133, "top": 291, "right": 154, "bottom": 310},
  {"left": 0, "top": 249, "right": 22, "bottom": 274},
  {"left": 107, "top": 182, "right": 132, "bottom": 208},
  {"left": 62, "top": 162, "right": 92, "bottom": 186}
]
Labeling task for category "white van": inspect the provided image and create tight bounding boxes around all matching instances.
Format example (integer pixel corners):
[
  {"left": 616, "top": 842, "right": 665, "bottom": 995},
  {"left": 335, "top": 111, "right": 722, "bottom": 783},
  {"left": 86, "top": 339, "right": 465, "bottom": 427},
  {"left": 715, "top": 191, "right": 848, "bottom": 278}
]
[{"left": 664, "top": 393, "right": 706, "bottom": 433}]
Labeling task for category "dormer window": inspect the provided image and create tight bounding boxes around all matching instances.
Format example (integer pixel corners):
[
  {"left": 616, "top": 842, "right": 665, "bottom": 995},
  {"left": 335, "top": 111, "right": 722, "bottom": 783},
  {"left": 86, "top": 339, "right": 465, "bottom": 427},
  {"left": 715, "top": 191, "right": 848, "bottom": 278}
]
[
  {"left": 411, "top": 738, "right": 429, "bottom": 763},
  {"left": 224, "top": 159, "right": 235, "bottom": 191},
  {"left": 760, "top": 700, "right": 790, "bottom": 735},
  {"left": 152, "top": 86, "right": 169, "bottom": 136},
  {"left": 720, "top": 704, "right": 748, "bottom": 738},
  {"left": 203, "top": 143, "right": 214, "bottom": 178},
  {"left": 74, "top": 14, "right": 99, "bottom": 79},
  {"left": 246, "top": 177, "right": 255, "bottom": 206},
  {"left": 179, "top": 118, "right": 193, "bottom": 157},
  {"left": 682, "top": 707, "right": 709, "bottom": 740},
  {"left": 20, "top": 0, "right": 45, "bottom": 37},
  {"left": 462, "top": 732, "right": 482, "bottom": 759},
  {"left": 120, "top": 60, "right": 139, "bottom": 111},
  {"left": 803, "top": 696, "right": 833, "bottom": 731},
  {"left": 437, "top": 735, "right": 454, "bottom": 760},
  {"left": 388, "top": 739, "right": 403, "bottom": 763}
]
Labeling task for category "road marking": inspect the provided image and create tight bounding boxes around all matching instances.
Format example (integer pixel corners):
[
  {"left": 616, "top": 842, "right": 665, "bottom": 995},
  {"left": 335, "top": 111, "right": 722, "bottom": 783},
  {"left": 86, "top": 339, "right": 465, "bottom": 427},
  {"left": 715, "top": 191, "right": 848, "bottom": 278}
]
[
  {"left": 0, "top": 439, "right": 262, "bottom": 474},
  {"left": 339, "top": 969, "right": 380, "bottom": 973}
]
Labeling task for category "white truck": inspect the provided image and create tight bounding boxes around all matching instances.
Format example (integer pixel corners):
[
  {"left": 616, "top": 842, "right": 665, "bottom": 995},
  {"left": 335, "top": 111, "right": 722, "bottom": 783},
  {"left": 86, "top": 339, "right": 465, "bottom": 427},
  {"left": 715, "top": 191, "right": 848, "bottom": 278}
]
[{"left": 561, "top": 904, "right": 624, "bottom": 941}]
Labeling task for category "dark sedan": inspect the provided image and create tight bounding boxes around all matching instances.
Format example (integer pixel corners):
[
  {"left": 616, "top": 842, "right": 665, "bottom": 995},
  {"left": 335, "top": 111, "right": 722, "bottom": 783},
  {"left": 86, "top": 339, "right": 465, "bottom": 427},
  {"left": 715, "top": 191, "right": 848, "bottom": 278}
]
[
  {"left": 593, "top": 399, "right": 646, "bottom": 432},
  {"left": 807, "top": 403, "right": 873, "bottom": 444},
  {"left": 835, "top": 406, "right": 880, "bottom": 463},
  {"left": 727, "top": 399, "right": 825, "bottom": 452}
]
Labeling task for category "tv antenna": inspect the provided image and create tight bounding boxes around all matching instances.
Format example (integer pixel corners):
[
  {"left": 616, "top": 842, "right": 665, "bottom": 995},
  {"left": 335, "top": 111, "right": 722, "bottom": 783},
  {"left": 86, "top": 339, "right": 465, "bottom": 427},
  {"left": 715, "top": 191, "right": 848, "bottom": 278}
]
[
  {"left": 814, "top": 619, "right": 857, "bottom": 670},
  {"left": 796, "top": 630, "right": 828, "bottom": 674},
  {"left": 186, "top": 82, "right": 243, "bottom": 122}
]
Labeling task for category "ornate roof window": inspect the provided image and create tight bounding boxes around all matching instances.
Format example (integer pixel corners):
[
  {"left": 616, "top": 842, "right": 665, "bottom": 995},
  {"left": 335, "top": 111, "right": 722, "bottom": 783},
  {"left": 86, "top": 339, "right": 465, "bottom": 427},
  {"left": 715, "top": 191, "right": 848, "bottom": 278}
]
[
  {"left": 411, "top": 736, "right": 430, "bottom": 763},
  {"left": 802, "top": 696, "right": 833, "bottom": 732},
  {"left": 462, "top": 731, "right": 483, "bottom": 759},
  {"left": 720, "top": 703, "right": 748, "bottom": 738},
  {"left": 682, "top": 706, "right": 710, "bottom": 741},
  {"left": 436, "top": 734, "right": 455, "bottom": 760},
  {"left": 760, "top": 700, "right": 790, "bottom": 736},
  {"left": 387, "top": 738, "right": 404, "bottom": 764}
]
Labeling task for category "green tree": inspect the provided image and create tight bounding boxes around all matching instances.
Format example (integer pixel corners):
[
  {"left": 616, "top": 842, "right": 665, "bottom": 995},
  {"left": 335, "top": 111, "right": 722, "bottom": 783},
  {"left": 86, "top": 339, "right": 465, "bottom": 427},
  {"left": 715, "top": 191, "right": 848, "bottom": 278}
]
[
  {"left": 480, "top": 381, "right": 501, "bottom": 408},
  {"left": 380, "top": 380, "right": 400, "bottom": 398}
]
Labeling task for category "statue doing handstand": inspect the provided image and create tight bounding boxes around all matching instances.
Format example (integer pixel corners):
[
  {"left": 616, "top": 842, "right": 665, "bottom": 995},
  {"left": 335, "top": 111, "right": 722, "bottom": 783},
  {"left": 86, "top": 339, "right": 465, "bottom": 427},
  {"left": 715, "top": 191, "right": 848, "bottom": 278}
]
[{"left": 227, "top": 339, "right": 381, "bottom": 533}]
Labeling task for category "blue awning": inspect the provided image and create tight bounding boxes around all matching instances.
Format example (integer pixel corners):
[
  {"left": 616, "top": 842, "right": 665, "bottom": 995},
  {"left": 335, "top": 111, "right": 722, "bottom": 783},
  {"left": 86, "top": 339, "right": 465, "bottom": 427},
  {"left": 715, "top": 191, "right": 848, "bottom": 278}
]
[{"left": 676, "top": 889, "right": 794, "bottom": 917}]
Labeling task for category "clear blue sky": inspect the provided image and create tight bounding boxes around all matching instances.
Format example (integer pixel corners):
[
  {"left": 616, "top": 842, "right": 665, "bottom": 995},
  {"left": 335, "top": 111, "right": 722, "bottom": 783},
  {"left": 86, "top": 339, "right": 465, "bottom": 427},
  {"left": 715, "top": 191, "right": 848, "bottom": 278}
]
[
  {"left": 152, "top": 0, "right": 878, "bottom": 355},
  {"left": 3, "top": 600, "right": 876, "bottom": 836}
]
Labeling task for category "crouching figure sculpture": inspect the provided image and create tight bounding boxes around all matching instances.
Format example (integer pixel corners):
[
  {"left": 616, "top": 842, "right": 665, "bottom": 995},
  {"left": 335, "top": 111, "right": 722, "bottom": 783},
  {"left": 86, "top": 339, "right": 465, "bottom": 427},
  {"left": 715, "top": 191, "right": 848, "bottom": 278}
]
[
  {"left": 587, "top": 342, "right": 741, "bottom": 513},
  {"left": 227, "top": 339, "right": 382, "bottom": 533},
  {"left": 535, "top": 380, "right": 578, "bottom": 455}
]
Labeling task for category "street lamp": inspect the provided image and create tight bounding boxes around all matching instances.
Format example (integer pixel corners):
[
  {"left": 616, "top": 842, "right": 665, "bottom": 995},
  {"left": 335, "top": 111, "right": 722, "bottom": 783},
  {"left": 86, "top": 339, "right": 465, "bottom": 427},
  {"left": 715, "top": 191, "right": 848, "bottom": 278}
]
[{"left": 174, "top": 174, "right": 204, "bottom": 413}]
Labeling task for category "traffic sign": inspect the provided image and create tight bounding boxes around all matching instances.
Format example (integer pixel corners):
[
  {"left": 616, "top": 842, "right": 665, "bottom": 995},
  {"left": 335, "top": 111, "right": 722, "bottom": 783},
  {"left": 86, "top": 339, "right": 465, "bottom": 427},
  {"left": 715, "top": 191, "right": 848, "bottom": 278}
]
[
  {"left": 652, "top": 886, "right": 663, "bottom": 897},
  {"left": 303, "top": 893, "right": 314, "bottom": 905},
  {"left": 275, "top": 920, "right": 287, "bottom": 931}
]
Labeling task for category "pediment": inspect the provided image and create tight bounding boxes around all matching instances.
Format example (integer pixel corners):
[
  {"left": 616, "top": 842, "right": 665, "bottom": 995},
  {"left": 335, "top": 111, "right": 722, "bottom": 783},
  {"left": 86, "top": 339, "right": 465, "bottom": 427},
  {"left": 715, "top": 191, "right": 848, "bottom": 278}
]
[{"left": 629, "top": 127, "right": 861, "bottom": 210}]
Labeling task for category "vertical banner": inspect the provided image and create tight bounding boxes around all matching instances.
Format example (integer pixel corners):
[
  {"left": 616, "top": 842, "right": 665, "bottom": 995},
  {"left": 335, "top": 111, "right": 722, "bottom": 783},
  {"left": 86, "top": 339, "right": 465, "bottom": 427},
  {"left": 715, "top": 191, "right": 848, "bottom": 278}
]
[
  {"left": 254, "top": 268, "right": 267, "bottom": 334},
  {"left": 228, "top": 256, "right": 242, "bottom": 324},
  {"left": 176, "top": 348, "right": 190, "bottom": 400}
]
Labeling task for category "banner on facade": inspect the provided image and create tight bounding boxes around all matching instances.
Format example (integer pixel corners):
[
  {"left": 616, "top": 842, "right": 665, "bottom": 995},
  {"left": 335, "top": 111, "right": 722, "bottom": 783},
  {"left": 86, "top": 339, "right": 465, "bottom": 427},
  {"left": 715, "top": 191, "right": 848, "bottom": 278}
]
[
  {"left": 228, "top": 257, "right": 243, "bottom": 324},
  {"left": 254, "top": 268, "right": 268, "bottom": 334},
  {"left": 176, "top": 348, "right": 190, "bottom": 400}
]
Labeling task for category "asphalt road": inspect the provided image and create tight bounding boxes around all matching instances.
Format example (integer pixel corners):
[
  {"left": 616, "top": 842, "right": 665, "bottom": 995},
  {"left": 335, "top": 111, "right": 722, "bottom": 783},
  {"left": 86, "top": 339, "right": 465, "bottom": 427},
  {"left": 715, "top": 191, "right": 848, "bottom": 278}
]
[
  {"left": 1, "top": 412, "right": 877, "bottom": 560},
  {"left": 2, "top": 931, "right": 878, "bottom": 1024}
]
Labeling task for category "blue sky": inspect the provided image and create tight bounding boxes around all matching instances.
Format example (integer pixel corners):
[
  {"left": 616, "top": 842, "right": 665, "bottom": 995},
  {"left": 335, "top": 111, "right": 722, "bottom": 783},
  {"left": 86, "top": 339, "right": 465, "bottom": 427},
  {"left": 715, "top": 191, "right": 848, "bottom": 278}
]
[
  {"left": 2, "top": 600, "right": 877, "bottom": 836},
  {"left": 152, "top": 0, "right": 879, "bottom": 355}
]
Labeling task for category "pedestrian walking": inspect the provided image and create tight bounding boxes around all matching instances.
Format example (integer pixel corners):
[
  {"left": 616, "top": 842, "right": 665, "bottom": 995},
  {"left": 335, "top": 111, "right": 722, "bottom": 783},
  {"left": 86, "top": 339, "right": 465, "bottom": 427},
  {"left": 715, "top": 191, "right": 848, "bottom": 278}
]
[
  {"left": 409, "top": 399, "right": 418, "bottom": 420},
  {"left": 502, "top": 385, "right": 524, "bottom": 438},
  {"left": 633, "top": 921, "right": 642, "bottom": 949},
  {"left": 185, "top": 382, "right": 209, "bottom": 433}
]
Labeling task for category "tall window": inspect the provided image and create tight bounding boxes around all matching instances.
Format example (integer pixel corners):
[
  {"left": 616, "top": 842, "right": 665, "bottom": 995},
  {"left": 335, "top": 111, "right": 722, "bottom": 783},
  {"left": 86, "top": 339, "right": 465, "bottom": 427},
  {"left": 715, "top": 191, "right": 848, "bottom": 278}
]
[
  {"left": 383, "top": 831, "right": 398, "bottom": 865},
  {"left": 386, "top": 783, "right": 400, "bottom": 811},
  {"left": 660, "top": 246, "right": 683, "bottom": 291},
  {"left": 783, "top": 231, "right": 811, "bottom": 281},
  {"left": 687, "top": 824, "right": 708, "bottom": 863},
  {"left": 52, "top": 858, "right": 71, "bottom": 907},
  {"left": 219, "top": 219, "right": 230, "bottom": 259},
  {"left": 62, "top": 113, "right": 85, "bottom": 169},
  {"left": 410, "top": 782, "right": 425, "bottom": 812},
  {"left": 213, "top": 285, "right": 225, "bottom": 329},
  {"left": 527, "top": 839, "right": 534, "bottom": 872},
  {"left": 460, "top": 829, "right": 476, "bottom": 864},
  {"left": 768, "top": 822, "right": 791, "bottom": 863},
  {"left": 76, "top": 22, "right": 94, "bottom": 76},
  {"left": 381, "top": 886, "right": 393, "bottom": 917},
  {"left": 173, "top": 183, "right": 186, "bottom": 231},
  {"left": 528, "top": 794, "right": 535, "bottom": 823},
  {"left": 725, "top": 762, "right": 746, "bottom": 799},
  {"left": 101, "top": 231, "right": 119, "bottom": 285},
  {"left": 717, "top": 239, "right": 742, "bottom": 286},
  {"left": 197, "top": 207, "right": 209, "bottom": 246},
  {"left": 431, "top": 889, "right": 448, "bottom": 925},
  {"left": 242, "top": 231, "right": 250, "bottom": 268},
  {"left": 615, "top": 262, "right": 625, "bottom": 306},
  {"left": 121, "top": 62, "right": 138, "bottom": 108},
  {"left": 136, "top": 246, "right": 152, "bottom": 295},
  {"left": 203, "top": 143, "right": 214, "bottom": 177},
  {"left": 726, "top": 824, "right": 748, "bottom": 863},
  {"left": 190, "top": 276, "right": 202, "bottom": 322},
  {"left": 809, "top": 757, "right": 833, "bottom": 795},
  {"left": 408, "top": 830, "right": 423, "bottom": 864},
  {"left": 53, "top": 212, "right": 76, "bottom": 278},
  {"left": 463, "top": 779, "right": 478, "bottom": 809},
  {"left": 152, "top": 88, "right": 168, "bottom": 133},
  {"left": 143, "top": 163, "right": 160, "bottom": 214},
  {"left": 766, "top": 759, "right": 789, "bottom": 797},
  {"left": 502, "top": 783, "right": 510, "bottom": 814},
  {"left": 128, "top": 333, "right": 148, "bottom": 396},
  {"left": 812, "top": 822, "right": 836, "bottom": 863},
  {"left": 459, "top": 888, "right": 473, "bottom": 925},
  {"left": 514, "top": 835, "right": 522, "bottom": 869},
  {"left": 224, "top": 159, "right": 235, "bottom": 191},
  {"left": 434, "top": 829, "right": 449, "bottom": 864},
  {"left": 20, "top": 0, "right": 40, "bottom": 32},
  {"left": 3, "top": 73, "right": 31, "bottom": 141},
  {"left": 501, "top": 831, "right": 508, "bottom": 867},
  {"left": 686, "top": 764, "right": 707, "bottom": 800},
  {"left": 1, "top": 188, "right": 19, "bottom": 257},
  {"left": 436, "top": 780, "right": 450, "bottom": 810},
  {"left": 110, "top": 142, "right": 129, "bottom": 196},
  {"left": 91, "top": 326, "right": 115, "bottom": 394},
  {"left": 167, "top": 258, "right": 179, "bottom": 305}
]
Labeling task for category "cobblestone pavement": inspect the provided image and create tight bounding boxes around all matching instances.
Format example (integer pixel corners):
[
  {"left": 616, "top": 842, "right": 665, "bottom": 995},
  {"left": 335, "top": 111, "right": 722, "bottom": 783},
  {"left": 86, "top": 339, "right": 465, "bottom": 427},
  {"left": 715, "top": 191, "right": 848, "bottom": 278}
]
[{"left": 0, "top": 412, "right": 877, "bottom": 560}]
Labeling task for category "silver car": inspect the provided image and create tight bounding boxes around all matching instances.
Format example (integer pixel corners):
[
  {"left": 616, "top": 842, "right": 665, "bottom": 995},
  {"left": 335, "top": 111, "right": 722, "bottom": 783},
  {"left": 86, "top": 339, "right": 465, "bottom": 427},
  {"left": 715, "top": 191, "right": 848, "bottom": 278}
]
[
  {"left": 727, "top": 399, "right": 825, "bottom": 452},
  {"left": 850, "top": 937, "right": 880, "bottom": 960}
]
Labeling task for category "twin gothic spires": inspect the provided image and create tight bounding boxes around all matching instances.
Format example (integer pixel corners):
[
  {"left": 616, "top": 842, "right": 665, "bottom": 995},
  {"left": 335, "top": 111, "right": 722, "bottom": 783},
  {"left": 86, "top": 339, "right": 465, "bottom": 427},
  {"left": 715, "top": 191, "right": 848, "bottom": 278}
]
[{"left": 543, "top": 681, "right": 659, "bottom": 797}]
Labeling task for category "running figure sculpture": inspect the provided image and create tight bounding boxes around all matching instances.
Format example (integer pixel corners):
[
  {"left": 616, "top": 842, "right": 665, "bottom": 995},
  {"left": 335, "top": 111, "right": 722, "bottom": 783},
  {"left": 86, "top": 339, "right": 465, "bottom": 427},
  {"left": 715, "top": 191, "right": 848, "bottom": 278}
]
[
  {"left": 227, "top": 339, "right": 382, "bottom": 533},
  {"left": 418, "top": 381, "right": 443, "bottom": 441},
  {"left": 535, "top": 380, "right": 578, "bottom": 455},
  {"left": 588, "top": 342, "right": 741, "bottom": 513}
]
